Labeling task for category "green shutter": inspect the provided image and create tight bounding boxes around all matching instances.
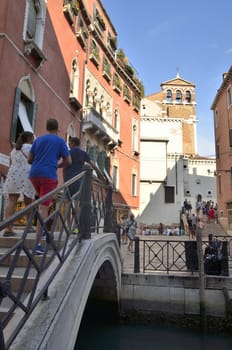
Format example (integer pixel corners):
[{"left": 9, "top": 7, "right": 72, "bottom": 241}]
[
  {"left": 28, "top": 101, "right": 38, "bottom": 131},
  {"left": 10, "top": 88, "right": 21, "bottom": 143}
]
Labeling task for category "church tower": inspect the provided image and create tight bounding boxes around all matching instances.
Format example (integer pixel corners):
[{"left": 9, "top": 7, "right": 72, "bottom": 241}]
[{"left": 145, "top": 73, "right": 197, "bottom": 155}]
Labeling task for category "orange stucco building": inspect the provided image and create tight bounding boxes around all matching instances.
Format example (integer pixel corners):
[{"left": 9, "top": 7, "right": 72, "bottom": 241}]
[{"left": 0, "top": 0, "right": 141, "bottom": 220}]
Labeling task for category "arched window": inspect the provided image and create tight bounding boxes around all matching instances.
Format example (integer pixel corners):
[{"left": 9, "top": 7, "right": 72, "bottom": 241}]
[
  {"left": 11, "top": 77, "right": 37, "bottom": 143},
  {"left": 166, "top": 89, "right": 172, "bottom": 102},
  {"left": 24, "top": 0, "right": 46, "bottom": 54},
  {"left": 176, "top": 90, "right": 182, "bottom": 103},
  {"left": 70, "top": 57, "right": 79, "bottom": 99},
  {"left": 114, "top": 109, "right": 119, "bottom": 131},
  {"left": 186, "top": 90, "right": 191, "bottom": 103},
  {"left": 132, "top": 120, "right": 138, "bottom": 152}
]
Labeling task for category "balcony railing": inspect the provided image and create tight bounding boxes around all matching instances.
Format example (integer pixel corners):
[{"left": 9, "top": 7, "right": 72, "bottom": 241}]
[{"left": 82, "top": 107, "right": 119, "bottom": 146}]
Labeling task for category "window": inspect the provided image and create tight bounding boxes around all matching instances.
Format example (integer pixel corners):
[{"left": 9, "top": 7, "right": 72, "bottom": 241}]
[
  {"left": 227, "top": 87, "right": 232, "bottom": 108},
  {"left": 113, "top": 109, "right": 120, "bottom": 131},
  {"left": 24, "top": 0, "right": 46, "bottom": 62},
  {"left": 90, "top": 40, "right": 100, "bottom": 66},
  {"left": 132, "top": 173, "right": 137, "bottom": 196},
  {"left": 166, "top": 89, "right": 172, "bottom": 102},
  {"left": 132, "top": 120, "right": 138, "bottom": 153},
  {"left": 165, "top": 186, "right": 175, "bottom": 203},
  {"left": 175, "top": 90, "right": 182, "bottom": 103},
  {"left": 70, "top": 58, "right": 79, "bottom": 100},
  {"left": 11, "top": 81, "right": 37, "bottom": 143},
  {"left": 63, "top": 0, "right": 79, "bottom": 24},
  {"left": 102, "top": 57, "right": 111, "bottom": 82},
  {"left": 186, "top": 90, "right": 191, "bottom": 103},
  {"left": 112, "top": 165, "right": 118, "bottom": 189}
]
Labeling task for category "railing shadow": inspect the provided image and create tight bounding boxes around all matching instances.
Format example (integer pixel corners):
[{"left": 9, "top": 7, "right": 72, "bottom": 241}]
[{"left": 0, "top": 166, "right": 113, "bottom": 349}]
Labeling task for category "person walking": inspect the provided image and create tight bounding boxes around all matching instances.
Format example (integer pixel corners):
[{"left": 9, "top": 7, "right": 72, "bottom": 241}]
[
  {"left": 3, "top": 131, "right": 35, "bottom": 236},
  {"left": 126, "top": 213, "right": 137, "bottom": 252},
  {"left": 63, "top": 136, "right": 105, "bottom": 233},
  {"left": 28, "top": 118, "right": 71, "bottom": 254},
  {"left": 63, "top": 136, "right": 104, "bottom": 196}
]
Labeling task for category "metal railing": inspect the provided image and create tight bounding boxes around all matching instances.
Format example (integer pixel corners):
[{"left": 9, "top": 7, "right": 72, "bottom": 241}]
[
  {"left": 133, "top": 235, "right": 232, "bottom": 275},
  {"left": 0, "top": 166, "right": 113, "bottom": 349}
]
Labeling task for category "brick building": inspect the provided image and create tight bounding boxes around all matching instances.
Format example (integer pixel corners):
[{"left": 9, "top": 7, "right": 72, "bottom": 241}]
[
  {"left": 0, "top": 0, "right": 141, "bottom": 221},
  {"left": 211, "top": 66, "right": 232, "bottom": 230}
]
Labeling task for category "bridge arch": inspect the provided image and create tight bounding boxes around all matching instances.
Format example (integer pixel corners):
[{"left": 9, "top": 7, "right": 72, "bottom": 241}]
[{"left": 10, "top": 233, "right": 122, "bottom": 350}]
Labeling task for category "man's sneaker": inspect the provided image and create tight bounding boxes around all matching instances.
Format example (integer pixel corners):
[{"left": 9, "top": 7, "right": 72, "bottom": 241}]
[{"left": 35, "top": 244, "right": 45, "bottom": 255}]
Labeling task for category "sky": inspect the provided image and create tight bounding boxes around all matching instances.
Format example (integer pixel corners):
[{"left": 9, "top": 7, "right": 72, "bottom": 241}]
[{"left": 101, "top": 0, "right": 232, "bottom": 157}]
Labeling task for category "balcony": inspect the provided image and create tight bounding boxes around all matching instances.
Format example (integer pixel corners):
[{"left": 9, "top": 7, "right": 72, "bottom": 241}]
[
  {"left": 82, "top": 107, "right": 119, "bottom": 148},
  {"left": 63, "top": 2, "right": 78, "bottom": 24},
  {"left": 76, "top": 26, "right": 88, "bottom": 49}
]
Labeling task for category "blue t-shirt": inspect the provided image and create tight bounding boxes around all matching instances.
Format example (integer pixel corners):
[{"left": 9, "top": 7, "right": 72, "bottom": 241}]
[
  {"left": 29, "top": 134, "right": 70, "bottom": 180},
  {"left": 63, "top": 147, "right": 90, "bottom": 182}
]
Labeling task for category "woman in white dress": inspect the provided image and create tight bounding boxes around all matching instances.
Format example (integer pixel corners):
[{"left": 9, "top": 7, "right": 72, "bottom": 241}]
[{"left": 3, "top": 131, "right": 35, "bottom": 236}]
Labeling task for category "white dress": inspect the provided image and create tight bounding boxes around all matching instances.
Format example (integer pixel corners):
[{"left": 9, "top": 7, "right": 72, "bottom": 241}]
[{"left": 3, "top": 143, "right": 35, "bottom": 199}]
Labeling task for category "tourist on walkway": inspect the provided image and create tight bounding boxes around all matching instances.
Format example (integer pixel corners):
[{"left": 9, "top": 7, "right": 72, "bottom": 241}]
[
  {"left": 28, "top": 118, "right": 71, "bottom": 254},
  {"left": 3, "top": 131, "right": 35, "bottom": 237},
  {"left": 120, "top": 215, "right": 128, "bottom": 244},
  {"left": 126, "top": 213, "right": 137, "bottom": 252},
  {"left": 191, "top": 213, "right": 197, "bottom": 238}
]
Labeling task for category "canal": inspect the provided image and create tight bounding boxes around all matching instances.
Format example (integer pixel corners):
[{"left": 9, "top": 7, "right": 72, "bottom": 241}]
[{"left": 75, "top": 320, "right": 232, "bottom": 350}]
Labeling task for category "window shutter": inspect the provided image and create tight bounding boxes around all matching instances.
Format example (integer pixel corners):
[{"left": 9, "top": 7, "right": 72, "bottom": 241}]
[
  {"left": 28, "top": 101, "right": 38, "bottom": 131},
  {"left": 10, "top": 88, "right": 21, "bottom": 143},
  {"left": 26, "top": 1, "right": 37, "bottom": 39}
]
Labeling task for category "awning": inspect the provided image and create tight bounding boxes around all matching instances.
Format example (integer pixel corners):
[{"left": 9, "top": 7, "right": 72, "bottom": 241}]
[{"left": 18, "top": 102, "right": 34, "bottom": 134}]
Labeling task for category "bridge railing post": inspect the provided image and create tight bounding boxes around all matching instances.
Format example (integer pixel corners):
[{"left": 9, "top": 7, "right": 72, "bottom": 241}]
[
  {"left": 103, "top": 186, "right": 113, "bottom": 233},
  {"left": 134, "top": 236, "right": 140, "bottom": 273},
  {"left": 79, "top": 166, "right": 92, "bottom": 240}
]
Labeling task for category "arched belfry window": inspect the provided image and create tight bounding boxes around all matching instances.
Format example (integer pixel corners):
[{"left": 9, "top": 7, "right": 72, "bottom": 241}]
[
  {"left": 176, "top": 90, "right": 182, "bottom": 103},
  {"left": 166, "top": 89, "right": 172, "bottom": 102},
  {"left": 186, "top": 90, "right": 191, "bottom": 103}
]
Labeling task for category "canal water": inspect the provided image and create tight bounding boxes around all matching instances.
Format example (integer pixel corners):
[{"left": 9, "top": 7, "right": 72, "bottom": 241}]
[{"left": 75, "top": 320, "right": 232, "bottom": 350}]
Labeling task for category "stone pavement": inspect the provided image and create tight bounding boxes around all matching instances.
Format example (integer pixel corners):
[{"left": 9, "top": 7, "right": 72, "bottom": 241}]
[{"left": 120, "top": 216, "right": 231, "bottom": 274}]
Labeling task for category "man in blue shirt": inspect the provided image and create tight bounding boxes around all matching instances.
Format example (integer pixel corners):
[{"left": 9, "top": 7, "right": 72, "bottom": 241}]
[{"left": 28, "top": 118, "right": 71, "bottom": 254}]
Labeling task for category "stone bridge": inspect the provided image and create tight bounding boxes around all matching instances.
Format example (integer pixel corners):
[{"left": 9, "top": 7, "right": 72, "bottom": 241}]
[{"left": 9, "top": 233, "right": 121, "bottom": 349}]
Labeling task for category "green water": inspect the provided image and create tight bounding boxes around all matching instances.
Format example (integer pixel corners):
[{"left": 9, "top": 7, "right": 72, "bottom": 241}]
[{"left": 75, "top": 321, "right": 232, "bottom": 350}]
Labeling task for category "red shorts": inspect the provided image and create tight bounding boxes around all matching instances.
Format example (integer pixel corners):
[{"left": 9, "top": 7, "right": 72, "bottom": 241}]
[{"left": 30, "top": 177, "right": 58, "bottom": 206}]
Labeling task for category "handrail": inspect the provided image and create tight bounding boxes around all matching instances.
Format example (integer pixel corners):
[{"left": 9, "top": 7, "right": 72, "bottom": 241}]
[
  {"left": 0, "top": 166, "right": 113, "bottom": 349},
  {"left": 134, "top": 236, "right": 231, "bottom": 275}
]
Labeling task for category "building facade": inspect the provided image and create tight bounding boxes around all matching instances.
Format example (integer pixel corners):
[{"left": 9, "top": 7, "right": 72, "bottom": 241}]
[
  {"left": 211, "top": 66, "right": 232, "bottom": 230},
  {"left": 0, "top": 0, "right": 141, "bottom": 221},
  {"left": 139, "top": 74, "right": 216, "bottom": 226}
]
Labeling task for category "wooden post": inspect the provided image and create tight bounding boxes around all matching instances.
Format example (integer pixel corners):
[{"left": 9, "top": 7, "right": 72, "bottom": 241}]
[
  {"left": 134, "top": 236, "right": 140, "bottom": 273},
  {"left": 196, "top": 218, "right": 207, "bottom": 331}
]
